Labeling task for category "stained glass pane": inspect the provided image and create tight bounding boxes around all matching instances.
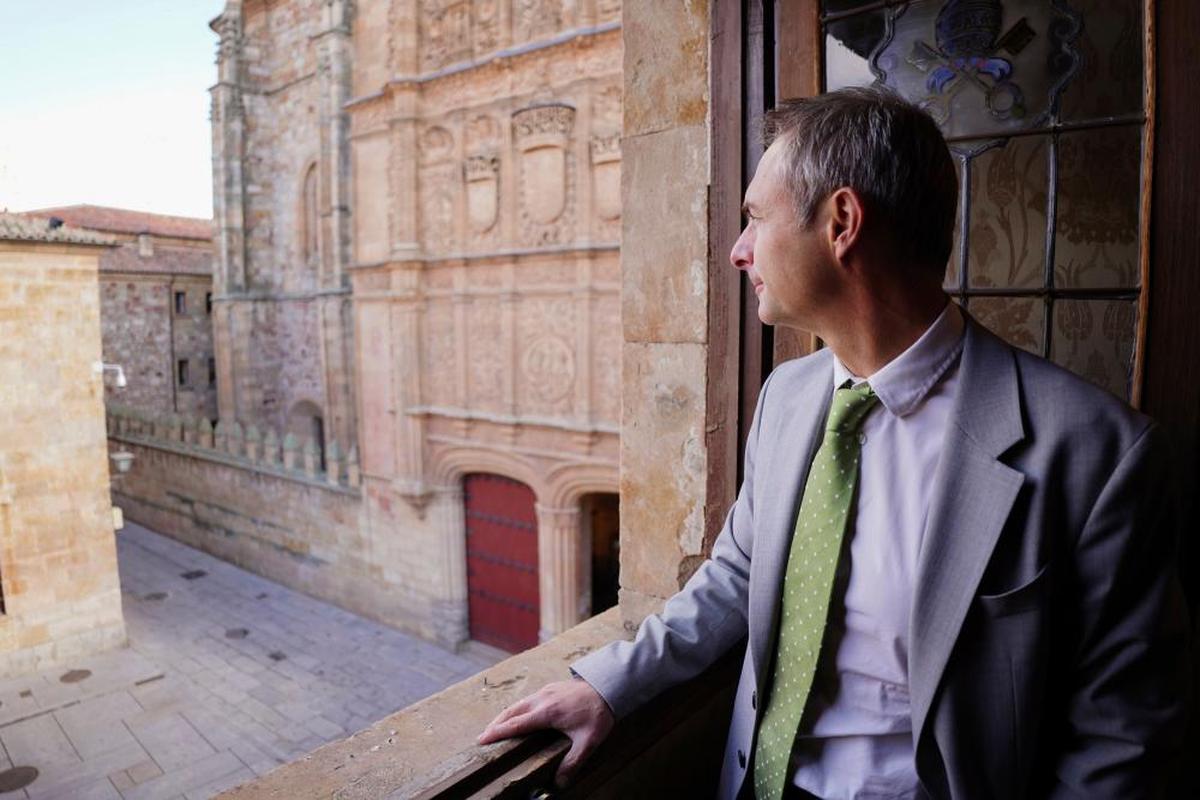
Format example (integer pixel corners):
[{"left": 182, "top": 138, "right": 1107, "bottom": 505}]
[
  {"left": 1050, "top": 299, "right": 1137, "bottom": 399},
  {"left": 969, "top": 296, "right": 1044, "bottom": 355},
  {"left": 1059, "top": 0, "right": 1143, "bottom": 122},
  {"left": 1054, "top": 126, "right": 1142, "bottom": 289},
  {"left": 824, "top": 12, "right": 885, "bottom": 92},
  {"left": 871, "top": 1, "right": 1083, "bottom": 139},
  {"left": 967, "top": 135, "right": 1048, "bottom": 290}
]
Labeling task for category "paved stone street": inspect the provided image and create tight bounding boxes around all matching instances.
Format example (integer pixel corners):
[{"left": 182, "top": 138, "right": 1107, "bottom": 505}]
[{"left": 0, "top": 522, "right": 499, "bottom": 799}]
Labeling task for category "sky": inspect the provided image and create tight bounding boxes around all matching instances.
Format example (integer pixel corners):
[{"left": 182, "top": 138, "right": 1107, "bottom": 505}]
[{"left": 0, "top": 0, "right": 226, "bottom": 219}]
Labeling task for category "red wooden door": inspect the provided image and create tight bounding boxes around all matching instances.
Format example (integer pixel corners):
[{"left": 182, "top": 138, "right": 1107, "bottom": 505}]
[{"left": 464, "top": 473, "right": 539, "bottom": 652}]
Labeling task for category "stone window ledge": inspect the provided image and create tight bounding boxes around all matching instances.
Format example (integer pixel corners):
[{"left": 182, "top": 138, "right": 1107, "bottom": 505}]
[
  {"left": 220, "top": 609, "right": 629, "bottom": 799},
  {"left": 221, "top": 604, "right": 740, "bottom": 799}
]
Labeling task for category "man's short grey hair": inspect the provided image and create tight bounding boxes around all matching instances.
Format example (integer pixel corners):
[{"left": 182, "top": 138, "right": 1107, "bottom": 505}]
[{"left": 762, "top": 86, "right": 958, "bottom": 278}]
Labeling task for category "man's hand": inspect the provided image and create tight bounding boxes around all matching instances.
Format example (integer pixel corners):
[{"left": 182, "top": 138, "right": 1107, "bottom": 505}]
[{"left": 477, "top": 679, "right": 615, "bottom": 788}]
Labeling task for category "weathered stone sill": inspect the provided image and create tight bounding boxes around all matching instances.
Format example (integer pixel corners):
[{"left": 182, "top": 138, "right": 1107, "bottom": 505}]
[{"left": 219, "top": 609, "right": 629, "bottom": 799}]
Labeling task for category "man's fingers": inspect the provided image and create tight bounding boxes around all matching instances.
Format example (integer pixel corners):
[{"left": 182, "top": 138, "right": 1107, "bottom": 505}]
[
  {"left": 478, "top": 696, "right": 535, "bottom": 743},
  {"left": 494, "top": 696, "right": 533, "bottom": 725},
  {"left": 478, "top": 706, "right": 547, "bottom": 744}
]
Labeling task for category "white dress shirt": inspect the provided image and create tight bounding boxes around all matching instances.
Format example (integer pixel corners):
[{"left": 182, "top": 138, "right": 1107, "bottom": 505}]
[{"left": 791, "top": 302, "right": 965, "bottom": 800}]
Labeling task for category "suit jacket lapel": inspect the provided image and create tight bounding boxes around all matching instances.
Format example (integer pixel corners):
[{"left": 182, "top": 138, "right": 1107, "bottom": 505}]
[
  {"left": 748, "top": 360, "right": 832, "bottom": 686},
  {"left": 909, "top": 316, "right": 1026, "bottom": 747}
]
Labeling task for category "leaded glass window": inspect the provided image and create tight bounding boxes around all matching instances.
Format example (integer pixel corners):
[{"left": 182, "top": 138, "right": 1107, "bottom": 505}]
[{"left": 821, "top": 0, "right": 1147, "bottom": 401}]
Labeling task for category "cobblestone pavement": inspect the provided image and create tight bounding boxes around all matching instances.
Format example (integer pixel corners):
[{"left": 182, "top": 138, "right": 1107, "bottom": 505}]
[{"left": 0, "top": 521, "right": 499, "bottom": 799}]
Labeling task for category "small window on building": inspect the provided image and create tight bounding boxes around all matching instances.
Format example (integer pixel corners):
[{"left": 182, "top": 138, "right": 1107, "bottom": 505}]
[
  {"left": 177, "top": 359, "right": 189, "bottom": 387},
  {"left": 206, "top": 292, "right": 213, "bottom": 314},
  {"left": 208, "top": 357, "right": 216, "bottom": 386},
  {"left": 137, "top": 233, "right": 153, "bottom": 257},
  {"left": 174, "top": 291, "right": 187, "bottom": 315}
]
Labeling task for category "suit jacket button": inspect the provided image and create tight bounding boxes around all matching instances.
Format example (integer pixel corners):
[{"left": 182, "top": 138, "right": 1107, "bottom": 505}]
[
  {"left": 738, "top": 749, "right": 747, "bottom": 768},
  {"left": 751, "top": 691, "right": 757, "bottom": 710}
]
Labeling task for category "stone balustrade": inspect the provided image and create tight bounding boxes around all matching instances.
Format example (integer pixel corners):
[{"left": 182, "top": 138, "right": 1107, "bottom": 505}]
[{"left": 105, "top": 404, "right": 361, "bottom": 492}]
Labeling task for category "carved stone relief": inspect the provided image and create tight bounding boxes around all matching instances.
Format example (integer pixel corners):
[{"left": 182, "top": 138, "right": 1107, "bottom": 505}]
[
  {"left": 590, "top": 135, "right": 621, "bottom": 225},
  {"left": 421, "top": 0, "right": 472, "bottom": 72},
  {"left": 464, "top": 115, "right": 503, "bottom": 244},
  {"left": 513, "top": 104, "right": 576, "bottom": 246},
  {"left": 592, "top": 291, "right": 620, "bottom": 425},
  {"left": 472, "top": 0, "right": 502, "bottom": 56},
  {"left": 592, "top": 83, "right": 622, "bottom": 132},
  {"left": 423, "top": 301, "right": 457, "bottom": 407},
  {"left": 517, "top": 297, "right": 576, "bottom": 416},
  {"left": 522, "top": 336, "right": 576, "bottom": 405},
  {"left": 514, "top": 0, "right": 563, "bottom": 44},
  {"left": 465, "top": 156, "right": 500, "bottom": 235},
  {"left": 420, "top": 125, "right": 459, "bottom": 254},
  {"left": 590, "top": 83, "right": 622, "bottom": 238},
  {"left": 466, "top": 302, "right": 505, "bottom": 409},
  {"left": 596, "top": 0, "right": 622, "bottom": 22}
]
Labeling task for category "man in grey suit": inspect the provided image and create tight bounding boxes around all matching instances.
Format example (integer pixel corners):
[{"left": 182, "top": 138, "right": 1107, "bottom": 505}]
[{"left": 479, "top": 87, "right": 1190, "bottom": 798}]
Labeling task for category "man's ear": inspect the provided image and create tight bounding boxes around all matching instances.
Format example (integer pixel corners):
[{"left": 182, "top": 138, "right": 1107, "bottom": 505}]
[{"left": 827, "top": 187, "right": 866, "bottom": 263}]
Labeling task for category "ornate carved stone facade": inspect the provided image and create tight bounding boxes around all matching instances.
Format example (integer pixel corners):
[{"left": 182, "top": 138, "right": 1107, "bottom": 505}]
[
  {"left": 183, "top": 0, "right": 621, "bottom": 649},
  {"left": 349, "top": 0, "right": 622, "bottom": 646}
]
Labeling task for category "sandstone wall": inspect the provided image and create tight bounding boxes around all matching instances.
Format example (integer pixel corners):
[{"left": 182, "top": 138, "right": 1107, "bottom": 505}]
[
  {"left": 0, "top": 241, "right": 126, "bottom": 677},
  {"left": 617, "top": 1, "right": 713, "bottom": 626}
]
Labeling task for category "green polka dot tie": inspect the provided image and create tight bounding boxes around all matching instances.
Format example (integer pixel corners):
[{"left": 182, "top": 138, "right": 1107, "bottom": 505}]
[{"left": 753, "top": 383, "right": 879, "bottom": 800}]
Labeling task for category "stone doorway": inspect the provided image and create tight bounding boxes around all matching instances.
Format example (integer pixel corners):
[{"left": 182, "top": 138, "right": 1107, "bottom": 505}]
[
  {"left": 581, "top": 493, "right": 619, "bottom": 617},
  {"left": 463, "top": 473, "right": 539, "bottom": 652}
]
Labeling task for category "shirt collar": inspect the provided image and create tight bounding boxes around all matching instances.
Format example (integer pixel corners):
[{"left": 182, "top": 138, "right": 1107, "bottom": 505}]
[{"left": 832, "top": 300, "right": 965, "bottom": 418}]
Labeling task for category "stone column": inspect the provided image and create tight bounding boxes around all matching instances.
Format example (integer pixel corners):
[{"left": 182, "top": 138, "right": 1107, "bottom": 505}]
[
  {"left": 430, "top": 483, "right": 470, "bottom": 648},
  {"left": 389, "top": 268, "right": 429, "bottom": 499},
  {"left": 209, "top": 2, "right": 248, "bottom": 422},
  {"left": 315, "top": 0, "right": 358, "bottom": 456},
  {"left": 535, "top": 504, "right": 587, "bottom": 642}
]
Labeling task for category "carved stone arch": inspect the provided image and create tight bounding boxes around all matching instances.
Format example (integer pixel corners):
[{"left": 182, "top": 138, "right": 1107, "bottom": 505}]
[
  {"left": 543, "top": 461, "right": 619, "bottom": 509},
  {"left": 541, "top": 461, "right": 621, "bottom": 622},
  {"left": 428, "top": 443, "right": 547, "bottom": 501}
]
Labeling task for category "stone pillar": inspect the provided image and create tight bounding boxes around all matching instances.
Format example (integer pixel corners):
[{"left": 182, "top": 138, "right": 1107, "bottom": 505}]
[
  {"left": 244, "top": 424, "right": 262, "bottom": 462},
  {"left": 389, "top": 268, "right": 428, "bottom": 499},
  {"left": 429, "top": 484, "right": 469, "bottom": 648},
  {"left": 535, "top": 504, "right": 587, "bottom": 642},
  {"left": 618, "top": 0, "right": 713, "bottom": 629},
  {"left": 314, "top": 0, "right": 358, "bottom": 456},
  {"left": 210, "top": 1, "right": 248, "bottom": 422},
  {"left": 263, "top": 427, "right": 280, "bottom": 466}
]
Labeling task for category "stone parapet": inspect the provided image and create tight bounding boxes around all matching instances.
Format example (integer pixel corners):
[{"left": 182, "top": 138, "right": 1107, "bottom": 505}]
[
  {"left": 106, "top": 404, "right": 360, "bottom": 492},
  {"left": 218, "top": 604, "right": 738, "bottom": 800}
]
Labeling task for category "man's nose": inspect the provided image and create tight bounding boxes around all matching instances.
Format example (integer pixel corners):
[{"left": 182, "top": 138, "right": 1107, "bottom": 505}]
[{"left": 729, "top": 227, "right": 753, "bottom": 271}]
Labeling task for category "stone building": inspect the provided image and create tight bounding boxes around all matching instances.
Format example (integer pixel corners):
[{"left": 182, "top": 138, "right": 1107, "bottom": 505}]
[
  {"left": 0, "top": 213, "right": 126, "bottom": 678},
  {"left": 21, "top": 205, "right": 218, "bottom": 421},
  {"left": 110, "top": 0, "right": 622, "bottom": 656}
]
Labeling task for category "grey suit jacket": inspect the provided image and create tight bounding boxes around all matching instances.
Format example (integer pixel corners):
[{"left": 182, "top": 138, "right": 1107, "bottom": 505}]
[{"left": 572, "top": 315, "right": 1190, "bottom": 799}]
